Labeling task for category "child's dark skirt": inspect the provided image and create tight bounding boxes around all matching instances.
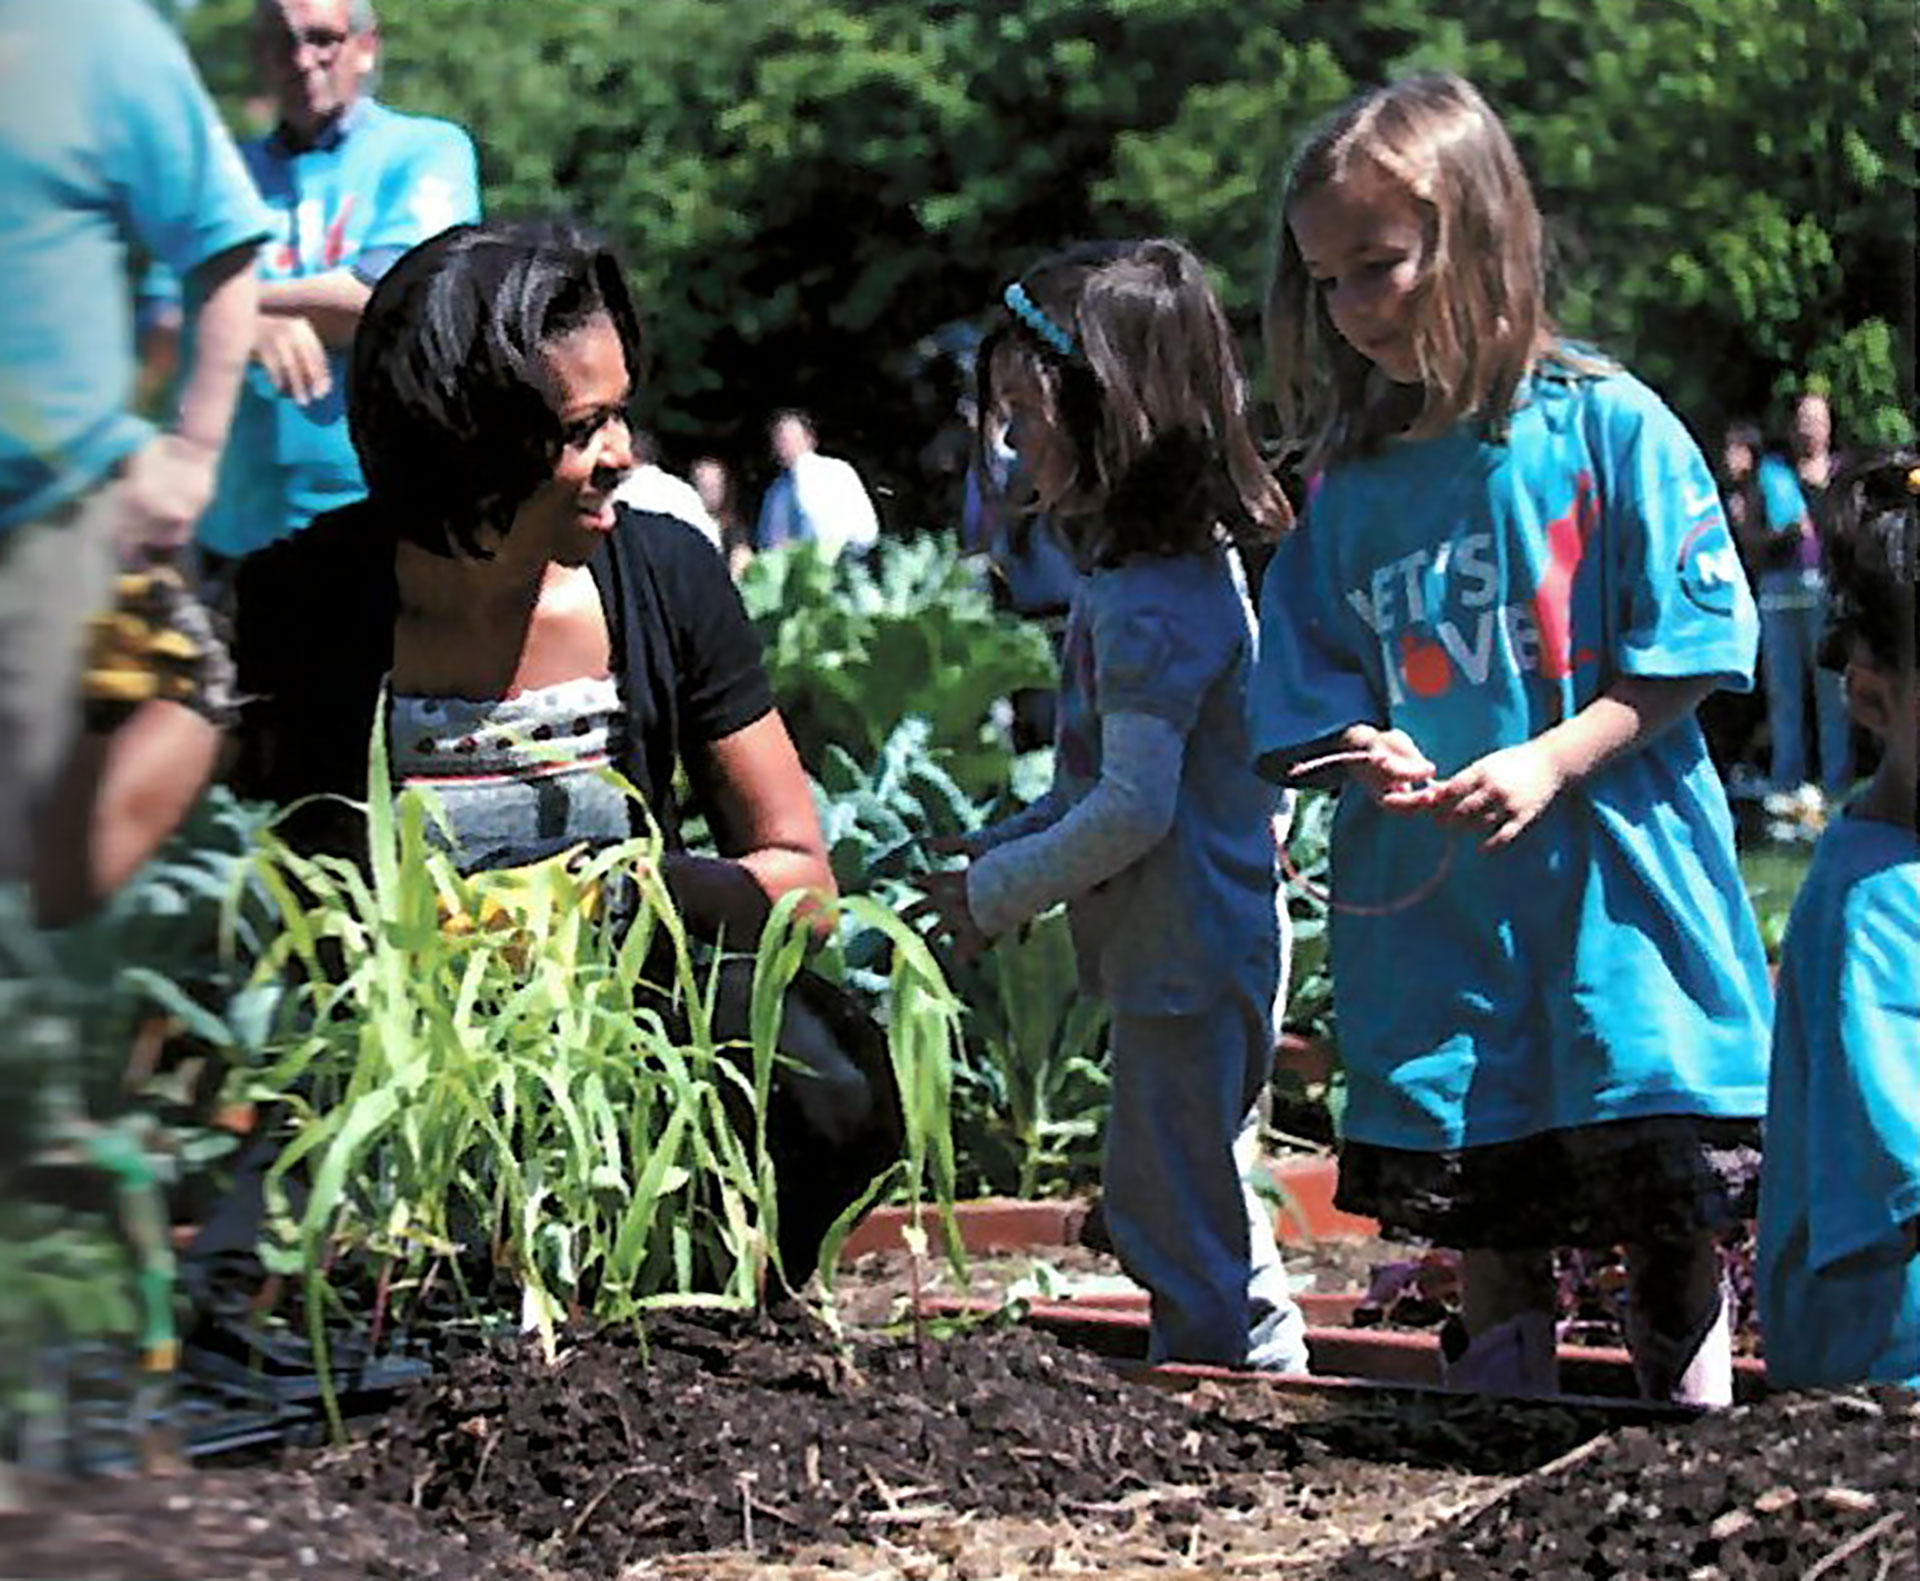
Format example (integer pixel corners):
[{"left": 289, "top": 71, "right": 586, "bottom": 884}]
[{"left": 1335, "top": 1116, "right": 1761, "bottom": 1250}]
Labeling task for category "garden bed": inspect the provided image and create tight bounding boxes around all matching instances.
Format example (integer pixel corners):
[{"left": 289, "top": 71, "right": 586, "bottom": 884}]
[
  {"left": 835, "top": 1154, "right": 1769, "bottom": 1401},
  {"left": 4, "top": 1308, "right": 1910, "bottom": 1580}
]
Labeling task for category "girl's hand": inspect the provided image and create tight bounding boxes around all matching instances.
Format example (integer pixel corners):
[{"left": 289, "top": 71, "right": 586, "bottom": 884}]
[
  {"left": 1294, "top": 725, "right": 1437, "bottom": 807},
  {"left": 904, "top": 866, "right": 990, "bottom": 969},
  {"left": 1423, "top": 741, "right": 1566, "bottom": 848}
]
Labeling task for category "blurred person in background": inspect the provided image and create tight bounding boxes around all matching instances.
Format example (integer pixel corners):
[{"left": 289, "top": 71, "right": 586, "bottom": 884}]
[
  {"left": 754, "top": 409, "right": 880, "bottom": 563},
  {"left": 692, "top": 454, "right": 756, "bottom": 580},
  {"left": 1777, "top": 385, "right": 1855, "bottom": 795},
  {"left": 0, "top": 0, "right": 269, "bottom": 925},
  {"left": 1732, "top": 393, "right": 1853, "bottom": 802}
]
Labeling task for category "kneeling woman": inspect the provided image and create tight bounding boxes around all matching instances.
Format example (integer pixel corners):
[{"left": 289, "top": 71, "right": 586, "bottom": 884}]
[{"left": 228, "top": 219, "right": 898, "bottom": 1280}]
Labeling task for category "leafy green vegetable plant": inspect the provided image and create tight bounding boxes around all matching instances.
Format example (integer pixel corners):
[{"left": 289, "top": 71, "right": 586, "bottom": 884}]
[
  {"left": 1278, "top": 788, "right": 1337, "bottom": 1044},
  {"left": 813, "top": 716, "right": 1112, "bottom": 1200},
  {"left": 738, "top": 535, "right": 1056, "bottom": 801}
]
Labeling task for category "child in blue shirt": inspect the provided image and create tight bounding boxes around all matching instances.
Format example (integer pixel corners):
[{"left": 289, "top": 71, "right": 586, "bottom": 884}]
[
  {"left": 1253, "top": 72, "right": 1773, "bottom": 1404},
  {"left": 912, "top": 239, "right": 1309, "bottom": 1371},
  {"left": 1758, "top": 450, "right": 1920, "bottom": 1390}
]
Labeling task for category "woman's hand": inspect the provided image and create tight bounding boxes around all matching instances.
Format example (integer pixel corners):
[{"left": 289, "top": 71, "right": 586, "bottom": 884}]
[
  {"left": 905, "top": 865, "right": 990, "bottom": 970},
  {"left": 1422, "top": 740, "right": 1567, "bottom": 848}
]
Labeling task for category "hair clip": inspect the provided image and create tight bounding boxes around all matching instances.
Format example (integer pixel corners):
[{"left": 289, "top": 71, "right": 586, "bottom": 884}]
[{"left": 1004, "top": 282, "right": 1077, "bottom": 359}]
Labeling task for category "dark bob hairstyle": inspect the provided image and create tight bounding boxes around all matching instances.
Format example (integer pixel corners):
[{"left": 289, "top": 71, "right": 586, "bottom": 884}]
[{"left": 347, "top": 218, "right": 645, "bottom": 558}]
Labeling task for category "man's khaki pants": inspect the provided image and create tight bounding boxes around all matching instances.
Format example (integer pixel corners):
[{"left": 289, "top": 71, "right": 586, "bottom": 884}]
[{"left": 0, "top": 478, "right": 124, "bottom": 882}]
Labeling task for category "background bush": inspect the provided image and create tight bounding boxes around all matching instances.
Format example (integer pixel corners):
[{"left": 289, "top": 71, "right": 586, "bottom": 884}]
[{"left": 183, "top": 0, "right": 1915, "bottom": 529}]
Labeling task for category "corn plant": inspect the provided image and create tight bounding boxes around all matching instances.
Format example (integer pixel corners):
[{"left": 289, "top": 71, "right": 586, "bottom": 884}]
[{"left": 236, "top": 715, "right": 965, "bottom": 1433}]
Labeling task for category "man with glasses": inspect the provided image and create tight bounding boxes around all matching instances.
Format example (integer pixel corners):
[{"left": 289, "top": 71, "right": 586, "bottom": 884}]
[{"left": 186, "top": 0, "right": 479, "bottom": 571}]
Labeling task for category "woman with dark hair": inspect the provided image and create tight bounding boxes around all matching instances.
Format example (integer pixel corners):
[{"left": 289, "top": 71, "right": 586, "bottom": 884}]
[
  {"left": 232, "top": 219, "right": 824, "bottom": 929},
  {"left": 227, "top": 219, "right": 896, "bottom": 1279}
]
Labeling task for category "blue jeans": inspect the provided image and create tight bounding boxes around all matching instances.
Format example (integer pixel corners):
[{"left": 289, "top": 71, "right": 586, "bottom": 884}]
[
  {"left": 1756, "top": 571, "right": 1851, "bottom": 793},
  {"left": 1103, "top": 982, "right": 1310, "bottom": 1371}
]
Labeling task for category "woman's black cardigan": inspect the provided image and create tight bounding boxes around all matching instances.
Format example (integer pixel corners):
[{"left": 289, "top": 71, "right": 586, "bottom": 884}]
[{"left": 227, "top": 502, "right": 773, "bottom": 860}]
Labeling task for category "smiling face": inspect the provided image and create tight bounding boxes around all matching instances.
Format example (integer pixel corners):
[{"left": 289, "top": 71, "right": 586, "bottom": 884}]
[
  {"left": 507, "top": 313, "right": 634, "bottom": 567},
  {"left": 254, "top": 0, "right": 376, "bottom": 145},
  {"left": 1287, "top": 162, "right": 1430, "bottom": 385}
]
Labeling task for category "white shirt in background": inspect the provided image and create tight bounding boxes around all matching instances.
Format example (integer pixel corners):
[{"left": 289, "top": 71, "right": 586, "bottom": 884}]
[{"left": 612, "top": 464, "right": 722, "bottom": 549}]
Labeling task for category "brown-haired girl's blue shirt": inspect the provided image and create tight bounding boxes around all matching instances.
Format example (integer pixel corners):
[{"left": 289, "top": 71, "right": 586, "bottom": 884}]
[{"left": 1040, "top": 543, "right": 1281, "bottom": 1014}]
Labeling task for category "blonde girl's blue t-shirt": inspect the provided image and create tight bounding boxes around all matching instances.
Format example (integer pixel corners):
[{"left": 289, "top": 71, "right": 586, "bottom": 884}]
[
  {"left": 1250, "top": 367, "right": 1772, "bottom": 1151},
  {"left": 1758, "top": 814, "right": 1920, "bottom": 1389}
]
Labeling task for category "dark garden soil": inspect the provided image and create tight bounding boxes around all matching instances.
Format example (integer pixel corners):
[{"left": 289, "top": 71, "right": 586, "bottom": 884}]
[
  {"left": 3, "top": 1256, "right": 1911, "bottom": 1578},
  {"left": 3, "top": 1309, "right": 1489, "bottom": 1579},
  {"left": 1324, "top": 1386, "right": 1920, "bottom": 1580}
]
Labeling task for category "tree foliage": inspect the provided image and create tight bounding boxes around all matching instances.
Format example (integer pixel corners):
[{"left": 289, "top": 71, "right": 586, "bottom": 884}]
[{"left": 186, "top": 0, "right": 1914, "bottom": 521}]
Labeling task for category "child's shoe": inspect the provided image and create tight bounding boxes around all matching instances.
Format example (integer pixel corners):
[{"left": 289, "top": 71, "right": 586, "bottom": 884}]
[
  {"left": 1438, "top": 1309, "right": 1560, "bottom": 1397},
  {"left": 1625, "top": 1278, "right": 1734, "bottom": 1407}
]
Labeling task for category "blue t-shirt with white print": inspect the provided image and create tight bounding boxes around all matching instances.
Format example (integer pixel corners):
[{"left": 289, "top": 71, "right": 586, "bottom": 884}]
[
  {"left": 0, "top": 0, "right": 271, "bottom": 532},
  {"left": 1250, "top": 366, "right": 1772, "bottom": 1151},
  {"left": 195, "top": 99, "right": 479, "bottom": 557},
  {"left": 1759, "top": 813, "right": 1920, "bottom": 1389}
]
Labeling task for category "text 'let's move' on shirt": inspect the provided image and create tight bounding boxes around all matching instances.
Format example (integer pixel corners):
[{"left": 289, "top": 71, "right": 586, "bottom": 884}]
[{"left": 1250, "top": 367, "right": 1772, "bottom": 1151}]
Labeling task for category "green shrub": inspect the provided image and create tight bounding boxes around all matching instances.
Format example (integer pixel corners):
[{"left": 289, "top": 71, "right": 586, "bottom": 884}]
[{"left": 739, "top": 536, "right": 1056, "bottom": 802}]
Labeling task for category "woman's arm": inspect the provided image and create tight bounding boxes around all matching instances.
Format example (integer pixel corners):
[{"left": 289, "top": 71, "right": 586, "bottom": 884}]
[{"left": 667, "top": 710, "right": 836, "bottom": 945}]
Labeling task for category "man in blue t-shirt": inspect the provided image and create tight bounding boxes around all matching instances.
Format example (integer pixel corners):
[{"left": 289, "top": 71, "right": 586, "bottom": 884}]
[
  {"left": 0, "top": 0, "right": 270, "bottom": 921},
  {"left": 181, "top": 0, "right": 480, "bottom": 566}
]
